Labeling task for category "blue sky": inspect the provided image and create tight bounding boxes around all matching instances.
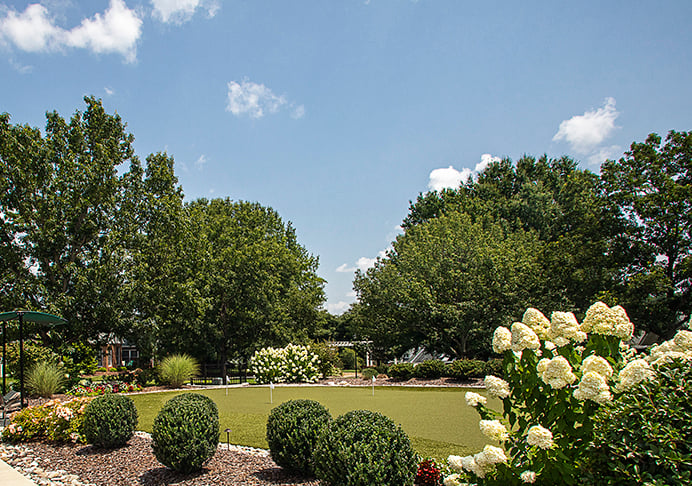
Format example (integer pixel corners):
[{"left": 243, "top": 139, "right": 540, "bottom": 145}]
[{"left": 1, "top": 0, "right": 691, "bottom": 314}]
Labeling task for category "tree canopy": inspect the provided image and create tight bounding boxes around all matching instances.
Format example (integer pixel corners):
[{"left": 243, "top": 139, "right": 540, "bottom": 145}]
[{"left": 0, "top": 98, "right": 326, "bottom": 364}]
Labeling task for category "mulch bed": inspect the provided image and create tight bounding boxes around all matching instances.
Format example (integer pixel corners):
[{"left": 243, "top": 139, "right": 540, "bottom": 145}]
[{"left": 23, "top": 435, "right": 318, "bottom": 486}]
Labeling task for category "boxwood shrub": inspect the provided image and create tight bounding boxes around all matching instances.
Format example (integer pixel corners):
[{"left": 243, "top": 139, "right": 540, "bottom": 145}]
[
  {"left": 387, "top": 362, "right": 415, "bottom": 380},
  {"left": 266, "top": 399, "right": 331, "bottom": 476},
  {"left": 82, "top": 394, "right": 138, "bottom": 448},
  {"left": 314, "top": 409, "right": 418, "bottom": 486},
  {"left": 152, "top": 393, "right": 219, "bottom": 473},
  {"left": 414, "top": 359, "right": 446, "bottom": 379}
]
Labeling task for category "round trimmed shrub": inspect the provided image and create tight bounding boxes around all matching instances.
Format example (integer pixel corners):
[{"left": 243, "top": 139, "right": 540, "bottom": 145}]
[
  {"left": 414, "top": 359, "right": 446, "bottom": 379},
  {"left": 360, "top": 367, "right": 377, "bottom": 380},
  {"left": 388, "top": 362, "right": 415, "bottom": 380},
  {"left": 587, "top": 359, "right": 692, "bottom": 485},
  {"left": 267, "top": 399, "right": 331, "bottom": 476},
  {"left": 82, "top": 394, "right": 138, "bottom": 448},
  {"left": 152, "top": 393, "right": 219, "bottom": 473},
  {"left": 314, "top": 409, "right": 418, "bottom": 486}
]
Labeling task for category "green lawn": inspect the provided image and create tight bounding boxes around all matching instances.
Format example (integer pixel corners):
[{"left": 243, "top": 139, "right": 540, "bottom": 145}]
[{"left": 130, "top": 385, "right": 498, "bottom": 460}]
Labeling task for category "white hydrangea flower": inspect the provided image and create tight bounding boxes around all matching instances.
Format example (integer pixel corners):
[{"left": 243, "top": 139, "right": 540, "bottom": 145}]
[
  {"left": 522, "top": 307, "right": 552, "bottom": 340},
  {"left": 479, "top": 419, "right": 509, "bottom": 442},
  {"left": 493, "top": 326, "right": 513, "bottom": 353},
  {"left": 581, "top": 302, "right": 634, "bottom": 340},
  {"left": 527, "top": 425, "right": 554, "bottom": 449},
  {"left": 465, "top": 391, "right": 487, "bottom": 407},
  {"left": 520, "top": 470, "right": 537, "bottom": 483},
  {"left": 447, "top": 455, "right": 464, "bottom": 472},
  {"left": 537, "top": 356, "right": 577, "bottom": 389},
  {"left": 443, "top": 474, "right": 462, "bottom": 486},
  {"left": 511, "top": 322, "right": 540, "bottom": 352},
  {"left": 581, "top": 355, "right": 613, "bottom": 379},
  {"left": 573, "top": 371, "right": 612, "bottom": 404},
  {"left": 478, "top": 445, "right": 508, "bottom": 465},
  {"left": 484, "top": 375, "right": 511, "bottom": 399},
  {"left": 615, "top": 359, "right": 655, "bottom": 392},
  {"left": 673, "top": 330, "right": 692, "bottom": 351},
  {"left": 550, "top": 311, "right": 587, "bottom": 344}
]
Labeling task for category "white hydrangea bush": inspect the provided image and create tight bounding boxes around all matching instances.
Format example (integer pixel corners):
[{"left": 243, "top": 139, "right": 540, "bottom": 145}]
[
  {"left": 250, "top": 344, "right": 320, "bottom": 384},
  {"left": 447, "top": 302, "right": 692, "bottom": 485}
]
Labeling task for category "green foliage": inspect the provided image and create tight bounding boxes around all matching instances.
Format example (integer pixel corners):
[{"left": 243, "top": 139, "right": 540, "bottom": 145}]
[
  {"left": 158, "top": 354, "right": 200, "bottom": 388},
  {"left": 82, "top": 394, "right": 138, "bottom": 448},
  {"left": 308, "top": 341, "right": 340, "bottom": 378},
  {"left": 388, "top": 362, "right": 415, "bottom": 380},
  {"left": 3, "top": 342, "right": 59, "bottom": 379},
  {"left": 587, "top": 359, "right": 692, "bottom": 485},
  {"left": 354, "top": 212, "right": 544, "bottom": 360},
  {"left": 152, "top": 393, "right": 219, "bottom": 473},
  {"left": 446, "top": 359, "right": 486, "bottom": 380},
  {"left": 600, "top": 130, "right": 692, "bottom": 336},
  {"left": 483, "top": 358, "right": 504, "bottom": 378},
  {"left": 338, "top": 347, "right": 363, "bottom": 369},
  {"left": 1, "top": 398, "right": 93, "bottom": 443},
  {"left": 414, "top": 359, "right": 447, "bottom": 379},
  {"left": 314, "top": 409, "right": 418, "bottom": 486},
  {"left": 361, "top": 367, "right": 378, "bottom": 380},
  {"left": 266, "top": 399, "right": 331, "bottom": 476},
  {"left": 59, "top": 341, "right": 98, "bottom": 380},
  {"left": 27, "top": 361, "right": 66, "bottom": 398}
]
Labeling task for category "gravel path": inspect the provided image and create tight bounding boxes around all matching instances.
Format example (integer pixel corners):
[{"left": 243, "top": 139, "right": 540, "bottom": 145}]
[{"left": 1, "top": 434, "right": 319, "bottom": 486}]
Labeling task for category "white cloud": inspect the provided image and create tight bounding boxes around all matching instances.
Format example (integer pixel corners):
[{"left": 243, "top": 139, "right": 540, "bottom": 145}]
[
  {"left": 586, "top": 145, "right": 621, "bottom": 165},
  {"left": 104, "top": 86, "right": 115, "bottom": 96},
  {"left": 476, "top": 153, "right": 501, "bottom": 173},
  {"left": 336, "top": 250, "right": 388, "bottom": 274},
  {"left": 0, "top": 4, "right": 64, "bottom": 52},
  {"left": 151, "top": 0, "right": 220, "bottom": 24},
  {"left": 428, "top": 166, "right": 472, "bottom": 191},
  {"left": 0, "top": 0, "right": 142, "bottom": 63},
  {"left": 226, "top": 79, "right": 287, "bottom": 119},
  {"left": 195, "top": 154, "right": 207, "bottom": 169},
  {"left": 553, "top": 97, "right": 619, "bottom": 154},
  {"left": 428, "top": 153, "right": 501, "bottom": 192},
  {"left": 327, "top": 301, "right": 351, "bottom": 315},
  {"left": 226, "top": 78, "right": 304, "bottom": 120},
  {"left": 291, "top": 104, "right": 306, "bottom": 120}
]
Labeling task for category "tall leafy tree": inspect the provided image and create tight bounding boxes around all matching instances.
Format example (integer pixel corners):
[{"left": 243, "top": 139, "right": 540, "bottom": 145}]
[
  {"left": 179, "top": 199, "right": 325, "bottom": 374},
  {"left": 354, "top": 212, "right": 544, "bottom": 359},
  {"left": 0, "top": 97, "right": 139, "bottom": 342},
  {"left": 600, "top": 130, "right": 692, "bottom": 337}
]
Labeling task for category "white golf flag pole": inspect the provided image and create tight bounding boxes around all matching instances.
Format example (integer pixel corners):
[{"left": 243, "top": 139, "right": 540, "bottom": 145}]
[
  {"left": 372, "top": 375, "right": 376, "bottom": 396},
  {"left": 270, "top": 382, "right": 274, "bottom": 404}
]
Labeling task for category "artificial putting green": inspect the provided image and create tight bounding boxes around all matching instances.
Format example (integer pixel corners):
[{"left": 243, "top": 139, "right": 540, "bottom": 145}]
[{"left": 130, "top": 385, "right": 499, "bottom": 460}]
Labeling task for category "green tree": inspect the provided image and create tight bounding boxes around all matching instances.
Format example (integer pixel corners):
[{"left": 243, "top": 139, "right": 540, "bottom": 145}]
[
  {"left": 354, "top": 212, "right": 543, "bottom": 359},
  {"left": 0, "top": 97, "right": 139, "bottom": 343},
  {"left": 403, "top": 155, "right": 618, "bottom": 313},
  {"left": 181, "top": 199, "right": 325, "bottom": 375},
  {"left": 600, "top": 130, "right": 692, "bottom": 336}
]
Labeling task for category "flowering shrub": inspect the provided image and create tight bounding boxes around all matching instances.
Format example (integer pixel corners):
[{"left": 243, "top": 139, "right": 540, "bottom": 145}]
[
  {"left": 587, "top": 344, "right": 692, "bottom": 484},
  {"left": 2, "top": 397, "right": 93, "bottom": 443},
  {"left": 444, "top": 302, "right": 654, "bottom": 485},
  {"left": 416, "top": 458, "right": 443, "bottom": 485},
  {"left": 67, "top": 380, "right": 142, "bottom": 396},
  {"left": 250, "top": 344, "right": 320, "bottom": 384}
]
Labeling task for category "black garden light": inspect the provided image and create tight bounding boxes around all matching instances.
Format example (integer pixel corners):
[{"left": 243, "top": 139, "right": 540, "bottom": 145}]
[
  {"left": 0, "top": 310, "right": 67, "bottom": 408},
  {"left": 225, "top": 428, "right": 232, "bottom": 450}
]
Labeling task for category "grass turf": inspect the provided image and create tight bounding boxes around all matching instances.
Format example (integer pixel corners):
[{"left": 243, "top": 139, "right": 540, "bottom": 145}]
[{"left": 130, "top": 385, "right": 498, "bottom": 460}]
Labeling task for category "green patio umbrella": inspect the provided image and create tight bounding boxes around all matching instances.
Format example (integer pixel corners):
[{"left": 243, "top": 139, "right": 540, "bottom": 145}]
[{"left": 0, "top": 311, "right": 67, "bottom": 408}]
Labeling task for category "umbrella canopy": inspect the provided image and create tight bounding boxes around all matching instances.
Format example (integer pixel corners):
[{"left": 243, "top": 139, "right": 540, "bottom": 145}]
[{"left": 0, "top": 311, "right": 67, "bottom": 407}]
